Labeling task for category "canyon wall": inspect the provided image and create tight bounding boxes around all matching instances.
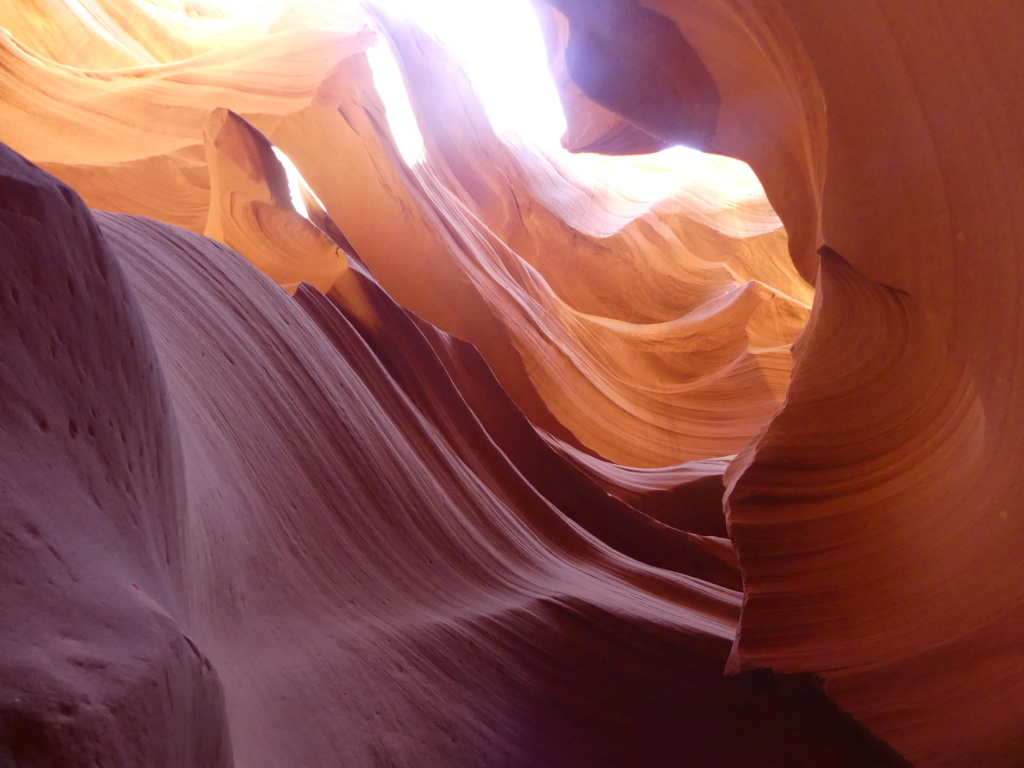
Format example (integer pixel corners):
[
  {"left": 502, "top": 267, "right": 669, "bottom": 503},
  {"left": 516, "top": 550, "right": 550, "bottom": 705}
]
[{"left": 2, "top": 1, "right": 1021, "bottom": 766}]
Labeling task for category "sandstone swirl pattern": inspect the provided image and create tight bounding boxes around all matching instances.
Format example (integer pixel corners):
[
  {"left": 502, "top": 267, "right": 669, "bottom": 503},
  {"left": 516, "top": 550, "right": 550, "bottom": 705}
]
[{"left": 1, "top": 1, "right": 1021, "bottom": 767}]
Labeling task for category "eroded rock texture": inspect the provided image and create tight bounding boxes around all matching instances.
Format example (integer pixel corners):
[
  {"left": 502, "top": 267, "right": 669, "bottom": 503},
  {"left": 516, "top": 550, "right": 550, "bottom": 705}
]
[{"left": 0, "top": 1, "right": 1020, "bottom": 766}]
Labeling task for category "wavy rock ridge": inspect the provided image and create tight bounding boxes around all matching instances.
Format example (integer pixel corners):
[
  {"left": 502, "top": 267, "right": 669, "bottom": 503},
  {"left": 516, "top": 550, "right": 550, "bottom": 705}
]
[{"left": 2, "top": 1, "right": 1021, "bottom": 766}]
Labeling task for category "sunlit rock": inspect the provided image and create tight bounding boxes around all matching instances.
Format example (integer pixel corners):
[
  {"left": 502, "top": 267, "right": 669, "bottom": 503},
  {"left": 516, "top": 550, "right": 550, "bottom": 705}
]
[{"left": 3, "top": 0, "right": 1020, "bottom": 765}]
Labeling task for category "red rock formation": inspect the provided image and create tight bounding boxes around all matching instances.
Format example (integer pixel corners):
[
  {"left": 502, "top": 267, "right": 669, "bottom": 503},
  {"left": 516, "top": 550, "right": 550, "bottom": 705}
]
[
  {"left": 0, "top": 146, "right": 900, "bottom": 766},
  {"left": 2, "top": 0, "right": 1020, "bottom": 765},
  {"left": 0, "top": 145, "right": 232, "bottom": 767},
  {"left": 542, "top": 1, "right": 1024, "bottom": 765}
]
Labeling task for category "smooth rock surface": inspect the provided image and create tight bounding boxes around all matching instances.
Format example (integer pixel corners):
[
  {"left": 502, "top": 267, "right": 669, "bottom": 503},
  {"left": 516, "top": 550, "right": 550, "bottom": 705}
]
[{"left": 3, "top": 0, "right": 1022, "bottom": 765}]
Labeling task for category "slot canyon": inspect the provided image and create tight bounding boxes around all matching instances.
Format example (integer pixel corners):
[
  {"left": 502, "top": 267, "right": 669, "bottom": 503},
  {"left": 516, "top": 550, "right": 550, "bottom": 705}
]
[{"left": 1, "top": 1, "right": 1022, "bottom": 766}]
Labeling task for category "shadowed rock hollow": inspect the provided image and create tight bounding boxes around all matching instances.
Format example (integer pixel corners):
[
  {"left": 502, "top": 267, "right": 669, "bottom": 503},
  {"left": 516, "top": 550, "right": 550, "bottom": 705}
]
[{"left": 1, "top": 1, "right": 1022, "bottom": 766}]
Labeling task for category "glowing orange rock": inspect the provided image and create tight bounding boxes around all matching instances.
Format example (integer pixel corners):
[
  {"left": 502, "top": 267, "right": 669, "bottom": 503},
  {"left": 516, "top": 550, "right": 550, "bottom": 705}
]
[
  {"left": 10, "top": 0, "right": 1018, "bottom": 764},
  {"left": 543, "top": 0, "right": 1024, "bottom": 764},
  {"left": 203, "top": 107, "right": 345, "bottom": 293},
  {"left": 0, "top": 145, "right": 897, "bottom": 765}
]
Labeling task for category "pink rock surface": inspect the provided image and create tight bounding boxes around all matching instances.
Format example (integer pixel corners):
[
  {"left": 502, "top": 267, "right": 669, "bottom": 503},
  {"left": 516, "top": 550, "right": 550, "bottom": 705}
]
[
  {"left": 544, "top": 1, "right": 1024, "bottom": 764},
  {"left": 0, "top": 146, "right": 902, "bottom": 765},
  {"left": 4, "top": 0, "right": 1022, "bottom": 764}
]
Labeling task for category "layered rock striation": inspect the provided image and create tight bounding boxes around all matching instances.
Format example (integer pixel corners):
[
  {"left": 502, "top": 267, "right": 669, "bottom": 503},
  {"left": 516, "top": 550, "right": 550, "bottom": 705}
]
[{"left": 2, "top": 1, "right": 1021, "bottom": 766}]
